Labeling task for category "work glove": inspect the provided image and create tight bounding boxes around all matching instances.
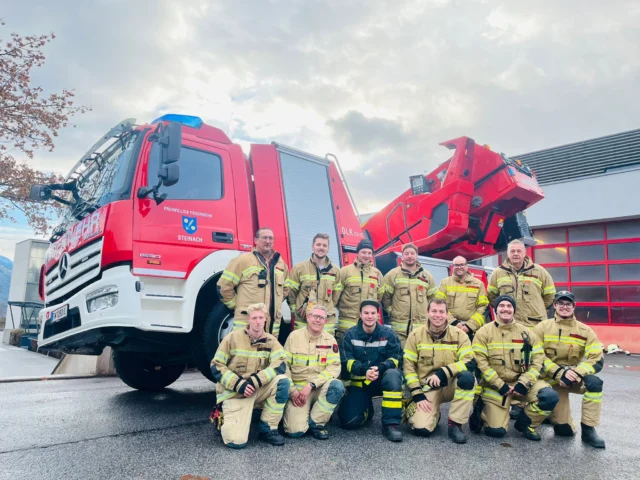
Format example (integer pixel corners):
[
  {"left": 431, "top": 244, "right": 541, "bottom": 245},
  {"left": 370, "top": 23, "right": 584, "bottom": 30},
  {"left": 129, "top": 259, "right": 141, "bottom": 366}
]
[
  {"left": 513, "top": 382, "right": 528, "bottom": 396},
  {"left": 498, "top": 384, "right": 511, "bottom": 396}
]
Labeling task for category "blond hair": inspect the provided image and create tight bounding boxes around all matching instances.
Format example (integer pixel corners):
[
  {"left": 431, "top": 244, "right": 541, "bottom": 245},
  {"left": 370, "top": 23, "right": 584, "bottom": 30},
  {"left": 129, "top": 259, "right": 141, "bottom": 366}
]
[{"left": 246, "top": 303, "right": 269, "bottom": 317}]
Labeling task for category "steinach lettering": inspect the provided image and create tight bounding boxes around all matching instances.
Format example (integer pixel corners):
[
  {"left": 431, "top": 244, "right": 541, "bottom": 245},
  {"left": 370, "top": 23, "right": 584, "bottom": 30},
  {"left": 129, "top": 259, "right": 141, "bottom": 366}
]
[
  {"left": 164, "top": 206, "right": 212, "bottom": 218},
  {"left": 178, "top": 235, "right": 204, "bottom": 243}
]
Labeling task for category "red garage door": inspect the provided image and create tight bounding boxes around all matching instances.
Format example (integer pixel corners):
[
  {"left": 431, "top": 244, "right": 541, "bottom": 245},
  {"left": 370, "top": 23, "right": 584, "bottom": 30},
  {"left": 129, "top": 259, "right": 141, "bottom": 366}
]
[{"left": 531, "top": 219, "right": 640, "bottom": 326}]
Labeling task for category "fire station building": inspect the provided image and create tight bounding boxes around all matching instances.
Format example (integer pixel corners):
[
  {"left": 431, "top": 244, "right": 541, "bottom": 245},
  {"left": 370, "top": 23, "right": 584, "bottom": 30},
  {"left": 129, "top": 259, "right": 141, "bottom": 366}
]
[{"left": 519, "top": 128, "right": 640, "bottom": 350}]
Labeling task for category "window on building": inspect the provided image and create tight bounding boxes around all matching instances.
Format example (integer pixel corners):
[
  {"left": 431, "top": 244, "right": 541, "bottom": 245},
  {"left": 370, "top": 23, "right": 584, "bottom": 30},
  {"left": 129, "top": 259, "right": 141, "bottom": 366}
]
[{"left": 532, "top": 219, "right": 640, "bottom": 325}]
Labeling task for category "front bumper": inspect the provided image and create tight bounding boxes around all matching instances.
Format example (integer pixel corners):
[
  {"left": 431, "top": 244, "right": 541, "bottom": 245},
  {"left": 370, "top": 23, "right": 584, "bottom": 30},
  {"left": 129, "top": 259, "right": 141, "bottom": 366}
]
[{"left": 38, "top": 266, "right": 188, "bottom": 353}]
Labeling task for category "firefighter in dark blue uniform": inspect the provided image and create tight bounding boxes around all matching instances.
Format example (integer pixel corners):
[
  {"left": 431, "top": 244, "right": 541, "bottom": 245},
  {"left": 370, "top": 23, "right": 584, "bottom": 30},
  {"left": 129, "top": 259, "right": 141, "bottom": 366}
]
[{"left": 337, "top": 300, "right": 404, "bottom": 442}]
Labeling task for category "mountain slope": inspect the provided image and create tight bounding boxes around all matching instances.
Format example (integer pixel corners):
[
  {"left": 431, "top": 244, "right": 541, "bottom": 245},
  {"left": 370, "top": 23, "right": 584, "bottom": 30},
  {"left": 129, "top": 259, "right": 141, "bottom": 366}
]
[{"left": 0, "top": 256, "right": 14, "bottom": 319}]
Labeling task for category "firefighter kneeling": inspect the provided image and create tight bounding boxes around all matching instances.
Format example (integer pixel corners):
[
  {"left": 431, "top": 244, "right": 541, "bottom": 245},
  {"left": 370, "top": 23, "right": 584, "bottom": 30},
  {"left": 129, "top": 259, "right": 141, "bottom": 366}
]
[
  {"left": 283, "top": 305, "right": 345, "bottom": 439},
  {"left": 338, "top": 300, "right": 404, "bottom": 442},
  {"left": 403, "top": 298, "right": 477, "bottom": 444},
  {"left": 533, "top": 290, "right": 606, "bottom": 448},
  {"left": 210, "top": 303, "right": 290, "bottom": 449},
  {"left": 471, "top": 295, "right": 559, "bottom": 441}
]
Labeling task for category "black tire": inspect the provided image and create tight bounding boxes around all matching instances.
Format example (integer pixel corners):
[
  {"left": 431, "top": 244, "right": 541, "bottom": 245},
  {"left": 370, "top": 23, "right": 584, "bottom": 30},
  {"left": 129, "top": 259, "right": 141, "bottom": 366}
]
[
  {"left": 113, "top": 351, "right": 186, "bottom": 391},
  {"left": 191, "top": 302, "right": 235, "bottom": 382}
]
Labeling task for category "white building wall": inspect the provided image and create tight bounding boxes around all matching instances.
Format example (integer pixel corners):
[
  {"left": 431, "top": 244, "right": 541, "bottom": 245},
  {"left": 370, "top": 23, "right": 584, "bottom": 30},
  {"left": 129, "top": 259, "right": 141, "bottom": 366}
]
[
  {"left": 5, "top": 241, "right": 31, "bottom": 331},
  {"left": 525, "top": 167, "right": 640, "bottom": 229}
]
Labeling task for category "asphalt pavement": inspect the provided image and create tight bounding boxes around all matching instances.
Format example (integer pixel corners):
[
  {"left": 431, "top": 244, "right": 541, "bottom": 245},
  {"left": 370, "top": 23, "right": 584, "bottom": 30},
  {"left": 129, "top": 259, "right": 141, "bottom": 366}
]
[{"left": 1, "top": 356, "right": 639, "bottom": 480}]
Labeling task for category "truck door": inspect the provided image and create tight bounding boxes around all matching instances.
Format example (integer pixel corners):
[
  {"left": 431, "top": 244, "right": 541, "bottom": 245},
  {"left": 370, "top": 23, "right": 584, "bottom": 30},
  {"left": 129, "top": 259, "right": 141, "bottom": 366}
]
[{"left": 132, "top": 135, "right": 238, "bottom": 279}]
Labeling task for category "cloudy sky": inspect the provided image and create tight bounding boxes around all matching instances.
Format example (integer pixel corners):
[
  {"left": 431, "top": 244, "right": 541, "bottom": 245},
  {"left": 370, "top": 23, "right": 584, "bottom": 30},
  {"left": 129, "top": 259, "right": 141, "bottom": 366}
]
[{"left": 2, "top": 0, "right": 639, "bottom": 259}]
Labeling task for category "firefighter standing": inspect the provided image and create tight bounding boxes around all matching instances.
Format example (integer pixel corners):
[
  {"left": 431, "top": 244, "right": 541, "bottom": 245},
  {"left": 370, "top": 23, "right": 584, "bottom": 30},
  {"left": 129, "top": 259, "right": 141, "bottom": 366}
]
[
  {"left": 403, "top": 298, "right": 476, "bottom": 444},
  {"left": 487, "top": 239, "right": 556, "bottom": 329},
  {"left": 217, "top": 227, "right": 289, "bottom": 338},
  {"left": 210, "top": 303, "right": 290, "bottom": 448},
  {"left": 335, "top": 239, "right": 384, "bottom": 345},
  {"left": 435, "top": 255, "right": 489, "bottom": 337},
  {"left": 338, "top": 300, "right": 404, "bottom": 442},
  {"left": 283, "top": 305, "right": 345, "bottom": 439},
  {"left": 381, "top": 243, "right": 437, "bottom": 345},
  {"left": 471, "top": 295, "right": 559, "bottom": 441},
  {"left": 287, "top": 233, "right": 342, "bottom": 335},
  {"left": 533, "top": 291, "right": 606, "bottom": 448}
]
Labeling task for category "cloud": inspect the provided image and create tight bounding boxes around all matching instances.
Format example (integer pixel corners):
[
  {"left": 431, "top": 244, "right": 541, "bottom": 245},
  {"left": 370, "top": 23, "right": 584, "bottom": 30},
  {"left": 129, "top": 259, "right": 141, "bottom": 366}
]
[
  {"left": 327, "top": 111, "right": 409, "bottom": 154},
  {"left": 2, "top": 0, "right": 640, "bottom": 256},
  {"left": 0, "top": 226, "right": 46, "bottom": 261}
]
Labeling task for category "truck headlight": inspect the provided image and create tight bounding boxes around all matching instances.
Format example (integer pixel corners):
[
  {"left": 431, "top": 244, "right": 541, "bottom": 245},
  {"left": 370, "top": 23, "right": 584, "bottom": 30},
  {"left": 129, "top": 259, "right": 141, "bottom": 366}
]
[{"left": 86, "top": 285, "right": 119, "bottom": 313}]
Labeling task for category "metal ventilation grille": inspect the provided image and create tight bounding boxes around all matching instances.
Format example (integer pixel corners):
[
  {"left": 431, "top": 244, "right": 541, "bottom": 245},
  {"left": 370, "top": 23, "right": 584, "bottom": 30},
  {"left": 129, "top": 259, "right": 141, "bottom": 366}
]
[{"left": 516, "top": 128, "right": 640, "bottom": 186}]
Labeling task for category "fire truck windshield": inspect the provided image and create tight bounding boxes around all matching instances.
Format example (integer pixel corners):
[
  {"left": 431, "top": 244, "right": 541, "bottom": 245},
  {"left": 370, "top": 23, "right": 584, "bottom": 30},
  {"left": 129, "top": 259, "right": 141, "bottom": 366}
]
[{"left": 60, "top": 130, "right": 141, "bottom": 225}]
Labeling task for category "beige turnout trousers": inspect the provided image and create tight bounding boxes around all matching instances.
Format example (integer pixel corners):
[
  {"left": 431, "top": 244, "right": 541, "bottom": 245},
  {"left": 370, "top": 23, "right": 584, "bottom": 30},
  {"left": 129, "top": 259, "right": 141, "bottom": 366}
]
[
  {"left": 480, "top": 380, "right": 553, "bottom": 431},
  {"left": 550, "top": 380, "right": 602, "bottom": 430},
  {"left": 221, "top": 374, "right": 288, "bottom": 446},
  {"left": 283, "top": 380, "right": 340, "bottom": 434},
  {"left": 409, "top": 379, "right": 475, "bottom": 431}
]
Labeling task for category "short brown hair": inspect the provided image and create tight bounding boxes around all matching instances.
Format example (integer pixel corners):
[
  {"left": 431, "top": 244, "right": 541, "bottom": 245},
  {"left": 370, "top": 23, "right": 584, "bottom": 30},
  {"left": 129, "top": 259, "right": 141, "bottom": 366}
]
[
  {"left": 312, "top": 233, "right": 330, "bottom": 244},
  {"left": 402, "top": 243, "right": 418, "bottom": 254},
  {"left": 428, "top": 298, "right": 447, "bottom": 311},
  {"left": 255, "top": 227, "right": 274, "bottom": 239}
]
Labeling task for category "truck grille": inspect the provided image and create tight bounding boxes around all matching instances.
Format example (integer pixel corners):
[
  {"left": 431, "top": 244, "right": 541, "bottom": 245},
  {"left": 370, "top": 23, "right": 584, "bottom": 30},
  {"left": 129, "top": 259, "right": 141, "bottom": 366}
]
[{"left": 45, "top": 238, "right": 103, "bottom": 302}]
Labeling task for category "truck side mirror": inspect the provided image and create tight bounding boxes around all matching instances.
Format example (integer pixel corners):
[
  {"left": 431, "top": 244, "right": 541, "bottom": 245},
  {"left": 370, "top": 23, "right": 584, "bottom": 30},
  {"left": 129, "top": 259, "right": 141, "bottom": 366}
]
[
  {"left": 152, "top": 121, "right": 181, "bottom": 164},
  {"left": 159, "top": 163, "right": 180, "bottom": 187},
  {"left": 29, "top": 184, "right": 52, "bottom": 201}
]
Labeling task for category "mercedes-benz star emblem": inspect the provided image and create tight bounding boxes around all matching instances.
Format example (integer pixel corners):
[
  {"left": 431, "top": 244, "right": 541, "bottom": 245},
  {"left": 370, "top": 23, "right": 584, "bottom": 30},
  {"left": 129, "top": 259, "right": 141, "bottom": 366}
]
[{"left": 59, "top": 252, "right": 71, "bottom": 281}]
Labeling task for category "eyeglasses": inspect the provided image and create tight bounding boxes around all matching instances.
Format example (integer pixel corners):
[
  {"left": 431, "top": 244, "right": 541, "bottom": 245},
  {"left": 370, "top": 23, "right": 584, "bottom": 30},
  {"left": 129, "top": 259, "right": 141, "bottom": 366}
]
[
  {"left": 308, "top": 314, "right": 327, "bottom": 320},
  {"left": 453, "top": 263, "right": 467, "bottom": 268},
  {"left": 556, "top": 302, "right": 574, "bottom": 308}
]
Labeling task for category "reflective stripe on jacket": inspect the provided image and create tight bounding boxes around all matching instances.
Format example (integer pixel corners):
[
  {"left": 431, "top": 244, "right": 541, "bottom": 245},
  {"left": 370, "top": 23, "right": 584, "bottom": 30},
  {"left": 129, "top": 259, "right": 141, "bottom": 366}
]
[
  {"left": 533, "top": 314, "right": 604, "bottom": 380},
  {"left": 487, "top": 256, "right": 555, "bottom": 327},
  {"left": 473, "top": 321, "right": 544, "bottom": 392},
  {"left": 403, "top": 323, "right": 474, "bottom": 398},
  {"left": 381, "top": 262, "right": 437, "bottom": 337},
  {"left": 336, "top": 261, "right": 383, "bottom": 333},
  {"left": 435, "top": 274, "right": 489, "bottom": 332},
  {"left": 217, "top": 250, "right": 289, "bottom": 334},
  {"left": 283, "top": 328, "right": 341, "bottom": 394},
  {"left": 211, "top": 328, "right": 287, "bottom": 403}
]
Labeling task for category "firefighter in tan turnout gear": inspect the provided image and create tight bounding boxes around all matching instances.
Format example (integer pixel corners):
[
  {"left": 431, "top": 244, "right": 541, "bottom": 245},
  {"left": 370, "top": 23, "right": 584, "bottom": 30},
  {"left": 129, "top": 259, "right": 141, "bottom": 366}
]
[
  {"left": 533, "top": 290, "right": 606, "bottom": 448},
  {"left": 403, "top": 298, "right": 477, "bottom": 444},
  {"left": 218, "top": 228, "right": 289, "bottom": 337},
  {"left": 287, "top": 233, "right": 342, "bottom": 335},
  {"left": 382, "top": 243, "right": 437, "bottom": 345},
  {"left": 210, "top": 303, "right": 290, "bottom": 449},
  {"left": 487, "top": 239, "right": 556, "bottom": 329},
  {"left": 435, "top": 256, "right": 489, "bottom": 337},
  {"left": 283, "top": 305, "right": 345, "bottom": 439},
  {"left": 471, "top": 295, "right": 559, "bottom": 441},
  {"left": 335, "top": 239, "right": 383, "bottom": 345}
]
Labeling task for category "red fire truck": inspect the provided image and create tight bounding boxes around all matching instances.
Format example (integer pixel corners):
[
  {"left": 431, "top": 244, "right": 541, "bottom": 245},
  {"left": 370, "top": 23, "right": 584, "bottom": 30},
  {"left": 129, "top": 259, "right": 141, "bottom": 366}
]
[{"left": 30, "top": 114, "right": 544, "bottom": 390}]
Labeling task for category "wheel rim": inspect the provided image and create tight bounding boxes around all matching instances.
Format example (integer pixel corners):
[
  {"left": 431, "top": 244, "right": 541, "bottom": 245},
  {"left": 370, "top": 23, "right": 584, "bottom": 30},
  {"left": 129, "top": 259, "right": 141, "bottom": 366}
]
[{"left": 218, "top": 313, "right": 234, "bottom": 344}]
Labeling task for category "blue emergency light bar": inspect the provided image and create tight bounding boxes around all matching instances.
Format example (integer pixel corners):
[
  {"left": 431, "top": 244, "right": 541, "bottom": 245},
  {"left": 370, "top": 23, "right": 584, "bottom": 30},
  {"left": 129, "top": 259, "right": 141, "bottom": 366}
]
[{"left": 151, "top": 114, "right": 203, "bottom": 129}]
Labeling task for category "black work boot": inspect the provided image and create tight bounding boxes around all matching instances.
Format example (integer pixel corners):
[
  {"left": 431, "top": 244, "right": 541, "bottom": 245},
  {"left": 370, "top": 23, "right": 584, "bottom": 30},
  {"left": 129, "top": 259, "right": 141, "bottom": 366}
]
[
  {"left": 382, "top": 424, "right": 403, "bottom": 442},
  {"left": 448, "top": 420, "right": 467, "bottom": 444},
  {"left": 553, "top": 423, "right": 575, "bottom": 437},
  {"left": 514, "top": 411, "right": 541, "bottom": 441},
  {"left": 581, "top": 423, "right": 605, "bottom": 449},
  {"left": 509, "top": 405, "right": 524, "bottom": 420},
  {"left": 310, "top": 426, "right": 329, "bottom": 440},
  {"left": 259, "top": 429, "right": 285, "bottom": 446}
]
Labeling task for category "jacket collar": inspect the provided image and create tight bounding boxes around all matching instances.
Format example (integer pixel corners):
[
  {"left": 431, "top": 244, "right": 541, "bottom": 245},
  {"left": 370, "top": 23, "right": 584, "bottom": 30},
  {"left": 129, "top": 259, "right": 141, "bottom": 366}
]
[
  {"left": 494, "top": 319, "right": 517, "bottom": 330},
  {"left": 304, "top": 326, "right": 324, "bottom": 341},
  {"left": 501, "top": 256, "right": 533, "bottom": 272},
  {"left": 310, "top": 255, "right": 334, "bottom": 273},
  {"left": 244, "top": 327, "right": 268, "bottom": 344},
  {"left": 401, "top": 261, "right": 424, "bottom": 277},
  {"left": 554, "top": 313, "right": 577, "bottom": 325}
]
